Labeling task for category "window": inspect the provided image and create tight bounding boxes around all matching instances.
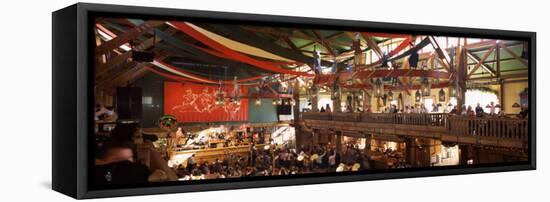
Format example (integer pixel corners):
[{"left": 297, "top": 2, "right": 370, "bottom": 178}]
[
  {"left": 142, "top": 96, "right": 153, "bottom": 105},
  {"left": 465, "top": 89, "right": 500, "bottom": 113}
]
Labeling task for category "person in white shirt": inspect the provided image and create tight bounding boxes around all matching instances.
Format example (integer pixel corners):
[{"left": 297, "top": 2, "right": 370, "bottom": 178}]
[
  {"left": 488, "top": 101, "right": 497, "bottom": 115},
  {"left": 328, "top": 151, "right": 336, "bottom": 168}
]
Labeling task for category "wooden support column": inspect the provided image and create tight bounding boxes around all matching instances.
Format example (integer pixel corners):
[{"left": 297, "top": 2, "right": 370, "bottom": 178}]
[
  {"left": 459, "top": 144, "right": 470, "bottom": 165},
  {"left": 364, "top": 133, "right": 372, "bottom": 154},
  {"left": 499, "top": 81, "right": 505, "bottom": 109},
  {"left": 362, "top": 91, "right": 370, "bottom": 112},
  {"left": 456, "top": 46, "right": 467, "bottom": 113},
  {"left": 406, "top": 138, "right": 417, "bottom": 166},
  {"left": 335, "top": 131, "right": 342, "bottom": 157},
  {"left": 418, "top": 138, "right": 432, "bottom": 167},
  {"left": 333, "top": 87, "right": 342, "bottom": 112},
  {"left": 311, "top": 85, "right": 319, "bottom": 112},
  {"left": 293, "top": 79, "right": 302, "bottom": 147},
  {"left": 312, "top": 130, "right": 319, "bottom": 146},
  {"left": 473, "top": 145, "right": 482, "bottom": 164},
  {"left": 496, "top": 43, "right": 505, "bottom": 107},
  {"left": 496, "top": 43, "right": 501, "bottom": 78},
  {"left": 350, "top": 92, "right": 356, "bottom": 112}
]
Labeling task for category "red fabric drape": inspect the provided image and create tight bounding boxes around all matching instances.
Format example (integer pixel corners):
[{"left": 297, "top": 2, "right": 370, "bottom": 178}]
[
  {"left": 155, "top": 60, "right": 267, "bottom": 84},
  {"left": 169, "top": 21, "right": 314, "bottom": 77}
]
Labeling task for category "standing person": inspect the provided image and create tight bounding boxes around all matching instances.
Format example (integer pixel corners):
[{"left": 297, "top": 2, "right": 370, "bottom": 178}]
[
  {"left": 420, "top": 105, "right": 428, "bottom": 113},
  {"left": 519, "top": 104, "right": 529, "bottom": 118},
  {"left": 320, "top": 106, "right": 326, "bottom": 112},
  {"left": 450, "top": 106, "right": 457, "bottom": 114},
  {"left": 467, "top": 106, "right": 475, "bottom": 116},
  {"left": 488, "top": 101, "right": 497, "bottom": 115},
  {"left": 498, "top": 109, "right": 506, "bottom": 117},
  {"left": 325, "top": 104, "right": 332, "bottom": 113},
  {"left": 328, "top": 150, "right": 337, "bottom": 168},
  {"left": 475, "top": 103, "right": 484, "bottom": 117},
  {"left": 345, "top": 104, "right": 352, "bottom": 113},
  {"left": 187, "top": 154, "right": 197, "bottom": 172},
  {"left": 432, "top": 104, "right": 439, "bottom": 113}
]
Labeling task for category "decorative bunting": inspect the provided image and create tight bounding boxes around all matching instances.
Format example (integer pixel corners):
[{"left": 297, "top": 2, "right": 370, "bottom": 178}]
[{"left": 168, "top": 21, "right": 314, "bottom": 77}]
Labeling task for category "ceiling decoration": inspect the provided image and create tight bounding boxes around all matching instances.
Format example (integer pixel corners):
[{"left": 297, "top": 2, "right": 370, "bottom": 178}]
[{"left": 93, "top": 17, "right": 529, "bottom": 96}]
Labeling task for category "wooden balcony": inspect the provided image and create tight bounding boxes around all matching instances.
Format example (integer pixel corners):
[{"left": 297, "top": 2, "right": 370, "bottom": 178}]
[{"left": 301, "top": 112, "right": 528, "bottom": 149}]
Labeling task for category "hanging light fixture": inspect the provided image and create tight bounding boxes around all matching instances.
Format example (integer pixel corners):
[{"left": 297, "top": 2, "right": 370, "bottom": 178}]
[
  {"left": 448, "top": 81, "right": 457, "bottom": 98},
  {"left": 232, "top": 76, "right": 240, "bottom": 105},
  {"left": 392, "top": 77, "right": 399, "bottom": 87},
  {"left": 272, "top": 99, "right": 277, "bottom": 106},
  {"left": 277, "top": 98, "right": 283, "bottom": 105},
  {"left": 374, "top": 78, "right": 384, "bottom": 97},
  {"left": 415, "top": 90, "right": 421, "bottom": 103},
  {"left": 438, "top": 88, "right": 446, "bottom": 102},
  {"left": 387, "top": 90, "right": 394, "bottom": 101},
  {"left": 216, "top": 80, "right": 225, "bottom": 106},
  {"left": 255, "top": 98, "right": 262, "bottom": 106},
  {"left": 420, "top": 77, "right": 431, "bottom": 96},
  {"left": 290, "top": 99, "right": 296, "bottom": 106}
]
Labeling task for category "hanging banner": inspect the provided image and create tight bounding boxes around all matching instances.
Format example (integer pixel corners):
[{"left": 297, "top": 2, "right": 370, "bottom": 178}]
[{"left": 164, "top": 82, "right": 248, "bottom": 122}]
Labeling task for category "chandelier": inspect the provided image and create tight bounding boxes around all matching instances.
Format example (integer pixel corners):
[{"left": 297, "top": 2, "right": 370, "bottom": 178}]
[
  {"left": 255, "top": 98, "right": 261, "bottom": 106},
  {"left": 448, "top": 79, "right": 457, "bottom": 98},
  {"left": 215, "top": 80, "right": 225, "bottom": 106},
  {"left": 387, "top": 90, "right": 394, "bottom": 101},
  {"left": 374, "top": 78, "right": 384, "bottom": 97},
  {"left": 420, "top": 77, "right": 431, "bottom": 96},
  {"left": 415, "top": 90, "right": 421, "bottom": 103}
]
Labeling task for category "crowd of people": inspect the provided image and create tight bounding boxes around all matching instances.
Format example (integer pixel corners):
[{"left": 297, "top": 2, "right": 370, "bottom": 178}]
[
  {"left": 173, "top": 142, "right": 410, "bottom": 181},
  {"left": 315, "top": 100, "right": 529, "bottom": 119},
  {"left": 94, "top": 121, "right": 412, "bottom": 185}
]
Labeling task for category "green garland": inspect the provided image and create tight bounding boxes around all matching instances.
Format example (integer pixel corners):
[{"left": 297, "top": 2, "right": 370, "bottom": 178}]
[
  {"left": 467, "top": 86, "right": 498, "bottom": 95},
  {"left": 158, "top": 114, "right": 177, "bottom": 128}
]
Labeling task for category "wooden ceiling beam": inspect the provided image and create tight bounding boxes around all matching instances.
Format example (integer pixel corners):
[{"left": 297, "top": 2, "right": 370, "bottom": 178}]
[
  {"left": 466, "top": 50, "right": 496, "bottom": 76},
  {"left": 112, "top": 54, "right": 171, "bottom": 88},
  {"left": 467, "top": 72, "right": 528, "bottom": 81},
  {"left": 361, "top": 33, "right": 383, "bottom": 58},
  {"left": 296, "top": 32, "right": 347, "bottom": 49},
  {"left": 467, "top": 45, "right": 496, "bottom": 78},
  {"left": 311, "top": 30, "right": 336, "bottom": 56},
  {"left": 95, "top": 20, "right": 164, "bottom": 55},
  {"left": 344, "top": 32, "right": 367, "bottom": 48},
  {"left": 428, "top": 36, "right": 451, "bottom": 71},
  {"left": 500, "top": 42, "right": 528, "bottom": 68},
  {"left": 98, "top": 53, "right": 169, "bottom": 92},
  {"left": 96, "top": 26, "right": 178, "bottom": 79}
]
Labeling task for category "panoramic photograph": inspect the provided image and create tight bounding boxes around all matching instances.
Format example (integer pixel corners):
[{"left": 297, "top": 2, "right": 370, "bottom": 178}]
[{"left": 92, "top": 17, "right": 530, "bottom": 186}]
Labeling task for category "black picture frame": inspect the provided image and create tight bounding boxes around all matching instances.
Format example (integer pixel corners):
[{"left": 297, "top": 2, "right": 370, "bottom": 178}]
[{"left": 52, "top": 3, "right": 536, "bottom": 199}]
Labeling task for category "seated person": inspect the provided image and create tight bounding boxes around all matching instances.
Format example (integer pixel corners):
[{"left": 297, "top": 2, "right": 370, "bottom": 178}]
[
  {"left": 95, "top": 104, "right": 118, "bottom": 122},
  {"left": 94, "top": 141, "right": 151, "bottom": 185}
]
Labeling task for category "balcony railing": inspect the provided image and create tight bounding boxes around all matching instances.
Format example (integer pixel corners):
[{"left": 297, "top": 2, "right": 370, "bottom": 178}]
[
  {"left": 448, "top": 116, "right": 528, "bottom": 140},
  {"left": 302, "top": 112, "right": 528, "bottom": 141}
]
